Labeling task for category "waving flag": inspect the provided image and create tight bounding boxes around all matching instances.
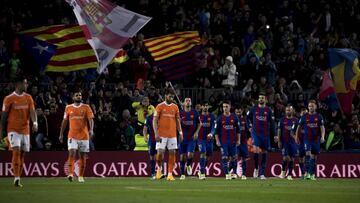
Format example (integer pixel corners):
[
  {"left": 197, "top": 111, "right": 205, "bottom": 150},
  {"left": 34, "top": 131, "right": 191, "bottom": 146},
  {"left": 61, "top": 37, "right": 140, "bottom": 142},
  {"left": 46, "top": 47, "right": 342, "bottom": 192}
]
[
  {"left": 66, "top": 0, "right": 151, "bottom": 73},
  {"left": 328, "top": 48, "right": 360, "bottom": 113},
  {"left": 144, "top": 31, "right": 201, "bottom": 81},
  {"left": 20, "top": 24, "right": 129, "bottom": 72}
]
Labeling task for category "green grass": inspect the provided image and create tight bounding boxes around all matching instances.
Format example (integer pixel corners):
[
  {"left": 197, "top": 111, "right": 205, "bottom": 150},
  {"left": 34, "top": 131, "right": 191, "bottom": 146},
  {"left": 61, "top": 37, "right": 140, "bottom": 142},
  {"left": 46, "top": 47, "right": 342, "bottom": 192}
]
[{"left": 0, "top": 177, "right": 359, "bottom": 203}]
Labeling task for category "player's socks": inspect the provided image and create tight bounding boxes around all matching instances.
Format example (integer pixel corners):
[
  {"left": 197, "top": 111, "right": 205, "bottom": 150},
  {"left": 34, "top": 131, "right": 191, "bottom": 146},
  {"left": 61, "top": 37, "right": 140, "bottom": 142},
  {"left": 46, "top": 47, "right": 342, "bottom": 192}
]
[
  {"left": 288, "top": 160, "right": 294, "bottom": 176},
  {"left": 200, "top": 157, "right": 206, "bottom": 174},
  {"left": 260, "top": 153, "right": 267, "bottom": 176},
  {"left": 309, "top": 158, "right": 315, "bottom": 176},
  {"left": 150, "top": 159, "right": 156, "bottom": 176},
  {"left": 222, "top": 158, "right": 229, "bottom": 174},
  {"left": 230, "top": 159, "right": 237, "bottom": 175},
  {"left": 180, "top": 160, "right": 186, "bottom": 175},
  {"left": 299, "top": 162, "right": 305, "bottom": 175},
  {"left": 19, "top": 152, "right": 25, "bottom": 176},
  {"left": 12, "top": 150, "right": 21, "bottom": 178},
  {"left": 168, "top": 153, "right": 175, "bottom": 174},
  {"left": 281, "top": 160, "right": 287, "bottom": 172},
  {"left": 79, "top": 156, "right": 86, "bottom": 177},
  {"left": 242, "top": 159, "right": 247, "bottom": 176},
  {"left": 305, "top": 155, "right": 311, "bottom": 175},
  {"left": 186, "top": 158, "right": 193, "bottom": 175},
  {"left": 254, "top": 153, "right": 259, "bottom": 170},
  {"left": 67, "top": 156, "right": 75, "bottom": 177}
]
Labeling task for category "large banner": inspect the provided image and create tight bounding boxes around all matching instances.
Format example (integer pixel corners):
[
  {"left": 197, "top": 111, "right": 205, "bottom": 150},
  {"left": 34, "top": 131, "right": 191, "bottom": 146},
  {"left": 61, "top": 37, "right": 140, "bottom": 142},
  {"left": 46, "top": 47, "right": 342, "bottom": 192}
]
[{"left": 0, "top": 151, "right": 359, "bottom": 178}]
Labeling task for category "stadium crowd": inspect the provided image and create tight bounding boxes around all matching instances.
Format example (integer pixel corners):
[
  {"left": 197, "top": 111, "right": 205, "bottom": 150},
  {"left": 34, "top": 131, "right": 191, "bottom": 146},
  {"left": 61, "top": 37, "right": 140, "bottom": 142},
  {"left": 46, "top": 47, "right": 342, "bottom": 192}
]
[{"left": 0, "top": 0, "right": 360, "bottom": 151}]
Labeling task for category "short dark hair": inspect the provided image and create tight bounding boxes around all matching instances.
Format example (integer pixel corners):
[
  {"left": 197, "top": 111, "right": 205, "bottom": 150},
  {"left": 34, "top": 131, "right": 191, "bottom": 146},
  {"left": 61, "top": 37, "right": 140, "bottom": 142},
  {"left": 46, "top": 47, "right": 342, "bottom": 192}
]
[
  {"left": 14, "top": 76, "right": 26, "bottom": 84},
  {"left": 222, "top": 100, "right": 231, "bottom": 105},
  {"left": 308, "top": 100, "right": 317, "bottom": 105},
  {"left": 259, "top": 92, "right": 266, "bottom": 97},
  {"left": 164, "top": 88, "right": 175, "bottom": 95}
]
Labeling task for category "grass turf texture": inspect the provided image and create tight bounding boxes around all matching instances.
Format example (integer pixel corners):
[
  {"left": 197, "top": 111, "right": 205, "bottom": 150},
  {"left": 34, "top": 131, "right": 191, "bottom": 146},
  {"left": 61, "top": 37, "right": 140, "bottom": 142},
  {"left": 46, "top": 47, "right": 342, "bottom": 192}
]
[{"left": 0, "top": 177, "right": 359, "bottom": 203}]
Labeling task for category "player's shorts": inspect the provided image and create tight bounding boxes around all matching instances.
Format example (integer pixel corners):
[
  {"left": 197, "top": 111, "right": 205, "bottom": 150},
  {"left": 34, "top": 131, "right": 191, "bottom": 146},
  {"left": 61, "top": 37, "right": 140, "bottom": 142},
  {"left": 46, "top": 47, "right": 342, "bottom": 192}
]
[
  {"left": 148, "top": 141, "right": 156, "bottom": 156},
  {"left": 237, "top": 143, "right": 249, "bottom": 158},
  {"left": 282, "top": 142, "right": 298, "bottom": 157},
  {"left": 304, "top": 140, "right": 320, "bottom": 155},
  {"left": 179, "top": 140, "right": 196, "bottom": 154},
  {"left": 7, "top": 132, "right": 30, "bottom": 152},
  {"left": 67, "top": 138, "right": 89, "bottom": 152},
  {"left": 156, "top": 137, "right": 178, "bottom": 150},
  {"left": 252, "top": 134, "right": 271, "bottom": 151},
  {"left": 220, "top": 143, "right": 237, "bottom": 157},
  {"left": 198, "top": 140, "right": 214, "bottom": 156}
]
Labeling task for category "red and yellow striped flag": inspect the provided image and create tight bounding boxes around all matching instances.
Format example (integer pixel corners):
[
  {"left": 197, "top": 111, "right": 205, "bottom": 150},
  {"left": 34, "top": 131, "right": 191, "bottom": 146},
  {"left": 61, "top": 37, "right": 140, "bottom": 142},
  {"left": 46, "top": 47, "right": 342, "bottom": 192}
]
[
  {"left": 20, "top": 24, "right": 128, "bottom": 72},
  {"left": 144, "top": 31, "right": 200, "bottom": 61}
]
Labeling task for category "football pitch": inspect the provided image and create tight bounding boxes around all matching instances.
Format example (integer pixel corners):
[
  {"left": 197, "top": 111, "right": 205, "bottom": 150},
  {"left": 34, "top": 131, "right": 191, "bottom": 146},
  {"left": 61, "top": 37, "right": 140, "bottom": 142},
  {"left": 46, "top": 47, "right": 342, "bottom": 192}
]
[{"left": 0, "top": 177, "right": 359, "bottom": 203}]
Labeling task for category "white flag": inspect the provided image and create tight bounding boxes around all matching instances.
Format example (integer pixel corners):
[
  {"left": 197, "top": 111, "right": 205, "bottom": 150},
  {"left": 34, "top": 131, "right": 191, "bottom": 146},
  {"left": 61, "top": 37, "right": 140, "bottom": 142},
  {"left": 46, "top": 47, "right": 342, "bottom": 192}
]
[{"left": 67, "top": 0, "right": 151, "bottom": 73}]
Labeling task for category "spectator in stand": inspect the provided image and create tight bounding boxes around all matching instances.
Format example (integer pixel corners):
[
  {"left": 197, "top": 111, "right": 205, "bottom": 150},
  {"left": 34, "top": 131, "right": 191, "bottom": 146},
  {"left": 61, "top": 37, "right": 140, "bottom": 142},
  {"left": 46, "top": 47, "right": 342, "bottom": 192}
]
[
  {"left": 34, "top": 108, "right": 48, "bottom": 150},
  {"left": 218, "top": 56, "right": 237, "bottom": 93}
]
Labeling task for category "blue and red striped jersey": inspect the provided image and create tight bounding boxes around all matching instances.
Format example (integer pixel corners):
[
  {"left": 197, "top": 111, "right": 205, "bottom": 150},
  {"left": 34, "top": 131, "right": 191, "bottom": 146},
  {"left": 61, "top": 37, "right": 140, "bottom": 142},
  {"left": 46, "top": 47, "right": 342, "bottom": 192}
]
[
  {"left": 278, "top": 117, "right": 298, "bottom": 144},
  {"left": 247, "top": 106, "right": 275, "bottom": 137},
  {"left": 213, "top": 113, "right": 241, "bottom": 145},
  {"left": 298, "top": 113, "right": 324, "bottom": 141},
  {"left": 238, "top": 115, "right": 250, "bottom": 144},
  {"left": 181, "top": 109, "right": 200, "bottom": 143},
  {"left": 199, "top": 113, "right": 216, "bottom": 141}
]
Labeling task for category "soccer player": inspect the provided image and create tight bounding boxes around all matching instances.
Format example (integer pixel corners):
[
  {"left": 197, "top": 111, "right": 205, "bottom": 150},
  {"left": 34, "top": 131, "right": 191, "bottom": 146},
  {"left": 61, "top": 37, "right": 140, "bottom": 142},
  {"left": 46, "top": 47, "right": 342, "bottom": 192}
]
[
  {"left": 275, "top": 105, "right": 298, "bottom": 180},
  {"left": 0, "top": 77, "right": 38, "bottom": 187},
  {"left": 295, "top": 100, "right": 325, "bottom": 180},
  {"left": 143, "top": 113, "right": 164, "bottom": 180},
  {"left": 234, "top": 105, "right": 250, "bottom": 180},
  {"left": 297, "top": 107, "right": 308, "bottom": 179},
  {"left": 209, "top": 101, "right": 240, "bottom": 180},
  {"left": 247, "top": 93, "right": 275, "bottom": 180},
  {"left": 153, "top": 89, "right": 183, "bottom": 181},
  {"left": 197, "top": 102, "right": 216, "bottom": 180},
  {"left": 179, "top": 98, "right": 201, "bottom": 180},
  {"left": 59, "top": 90, "right": 94, "bottom": 183}
]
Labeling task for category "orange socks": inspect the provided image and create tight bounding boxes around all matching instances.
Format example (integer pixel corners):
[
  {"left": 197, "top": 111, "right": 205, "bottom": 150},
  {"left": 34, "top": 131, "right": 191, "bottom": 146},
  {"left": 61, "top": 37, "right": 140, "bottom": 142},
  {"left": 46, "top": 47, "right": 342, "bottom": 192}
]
[
  {"left": 168, "top": 153, "right": 176, "bottom": 174},
  {"left": 79, "top": 157, "right": 86, "bottom": 177},
  {"left": 12, "top": 150, "right": 21, "bottom": 177},
  {"left": 67, "top": 156, "right": 75, "bottom": 176}
]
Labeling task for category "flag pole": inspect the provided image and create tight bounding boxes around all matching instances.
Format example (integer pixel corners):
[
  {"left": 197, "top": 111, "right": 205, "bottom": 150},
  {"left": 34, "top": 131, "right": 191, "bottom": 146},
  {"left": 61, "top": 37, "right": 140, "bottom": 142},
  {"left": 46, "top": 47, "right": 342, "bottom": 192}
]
[{"left": 167, "top": 81, "right": 183, "bottom": 110}]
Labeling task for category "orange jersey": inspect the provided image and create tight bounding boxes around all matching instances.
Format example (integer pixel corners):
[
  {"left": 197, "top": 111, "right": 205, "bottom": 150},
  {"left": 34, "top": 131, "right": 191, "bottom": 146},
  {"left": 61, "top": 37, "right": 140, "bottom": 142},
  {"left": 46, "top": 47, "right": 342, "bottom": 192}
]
[
  {"left": 154, "top": 102, "right": 179, "bottom": 138},
  {"left": 64, "top": 103, "right": 94, "bottom": 140},
  {"left": 2, "top": 92, "right": 35, "bottom": 135}
]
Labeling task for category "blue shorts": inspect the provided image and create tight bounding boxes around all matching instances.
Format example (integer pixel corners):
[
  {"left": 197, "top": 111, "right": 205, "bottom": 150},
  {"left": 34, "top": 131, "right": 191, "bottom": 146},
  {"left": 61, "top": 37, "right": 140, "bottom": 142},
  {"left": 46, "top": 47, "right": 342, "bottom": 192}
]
[
  {"left": 148, "top": 141, "right": 156, "bottom": 156},
  {"left": 179, "top": 141, "right": 196, "bottom": 154},
  {"left": 220, "top": 143, "right": 237, "bottom": 157},
  {"left": 282, "top": 143, "right": 298, "bottom": 157},
  {"left": 252, "top": 134, "right": 271, "bottom": 151},
  {"left": 237, "top": 144, "right": 249, "bottom": 158},
  {"left": 304, "top": 140, "right": 320, "bottom": 155},
  {"left": 198, "top": 140, "right": 214, "bottom": 156}
]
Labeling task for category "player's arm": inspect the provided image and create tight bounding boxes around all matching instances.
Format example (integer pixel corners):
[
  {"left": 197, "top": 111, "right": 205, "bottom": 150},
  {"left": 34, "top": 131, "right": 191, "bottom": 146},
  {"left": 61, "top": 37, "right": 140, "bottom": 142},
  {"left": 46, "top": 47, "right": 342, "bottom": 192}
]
[
  {"left": 236, "top": 116, "right": 241, "bottom": 146},
  {"left": 88, "top": 117, "right": 94, "bottom": 139},
  {"left": 246, "top": 109, "right": 253, "bottom": 133},
  {"left": 320, "top": 115, "right": 325, "bottom": 143},
  {"left": 193, "top": 116, "right": 202, "bottom": 140},
  {"left": 276, "top": 120, "right": 282, "bottom": 148},
  {"left": 215, "top": 133, "right": 221, "bottom": 146},
  {"left": 29, "top": 96, "right": 38, "bottom": 132},
  {"left": 153, "top": 106, "right": 161, "bottom": 142},
  {"left": 295, "top": 118, "right": 303, "bottom": 143},
  {"left": 176, "top": 114, "right": 183, "bottom": 143},
  {"left": 143, "top": 118, "right": 149, "bottom": 142}
]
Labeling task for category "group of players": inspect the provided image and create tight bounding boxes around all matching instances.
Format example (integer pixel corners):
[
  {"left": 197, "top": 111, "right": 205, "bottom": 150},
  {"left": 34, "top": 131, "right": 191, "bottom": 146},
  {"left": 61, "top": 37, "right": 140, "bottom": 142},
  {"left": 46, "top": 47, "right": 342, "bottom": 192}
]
[
  {"left": 145, "top": 89, "right": 325, "bottom": 181},
  {"left": 0, "top": 78, "right": 325, "bottom": 187}
]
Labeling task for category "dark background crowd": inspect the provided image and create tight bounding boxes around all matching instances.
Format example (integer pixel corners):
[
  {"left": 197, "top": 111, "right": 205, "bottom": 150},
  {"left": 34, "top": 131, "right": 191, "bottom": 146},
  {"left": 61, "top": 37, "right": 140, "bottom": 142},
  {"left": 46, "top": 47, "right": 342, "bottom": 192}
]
[{"left": 0, "top": 0, "right": 360, "bottom": 151}]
